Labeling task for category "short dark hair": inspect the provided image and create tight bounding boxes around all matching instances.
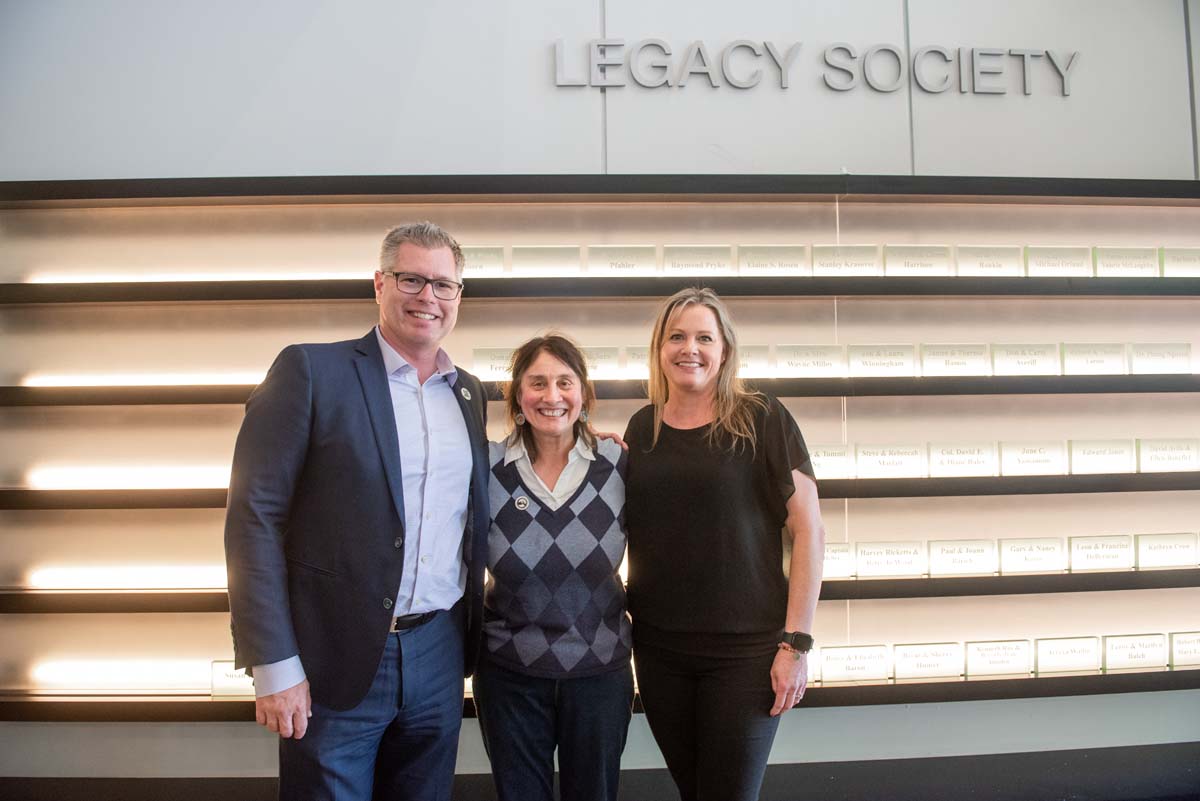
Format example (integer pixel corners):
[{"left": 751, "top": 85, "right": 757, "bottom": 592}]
[{"left": 504, "top": 334, "right": 597, "bottom": 462}]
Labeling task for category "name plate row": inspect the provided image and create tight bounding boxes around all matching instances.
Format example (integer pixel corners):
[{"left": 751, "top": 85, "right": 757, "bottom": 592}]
[
  {"left": 822, "top": 533, "right": 1199, "bottom": 578},
  {"left": 475, "top": 342, "right": 1195, "bottom": 380},
  {"left": 810, "top": 439, "right": 1200, "bottom": 479},
  {"left": 214, "top": 631, "right": 1199, "bottom": 694},
  {"left": 809, "top": 631, "right": 1200, "bottom": 684},
  {"left": 462, "top": 245, "right": 1200, "bottom": 278}
]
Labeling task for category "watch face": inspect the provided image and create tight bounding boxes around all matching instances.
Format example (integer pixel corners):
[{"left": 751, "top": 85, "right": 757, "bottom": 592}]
[{"left": 782, "top": 632, "right": 814, "bottom": 651}]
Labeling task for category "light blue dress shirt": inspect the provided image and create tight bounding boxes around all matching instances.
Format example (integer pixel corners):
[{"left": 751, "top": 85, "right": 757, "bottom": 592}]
[{"left": 252, "top": 327, "right": 473, "bottom": 696}]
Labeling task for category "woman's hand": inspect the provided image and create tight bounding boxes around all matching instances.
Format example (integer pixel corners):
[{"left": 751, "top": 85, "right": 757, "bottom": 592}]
[
  {"left": 769, "top": 647, "right": 807, "bottom": 716},
  {"left": 591, "top": 428, "right": 628, "bottom": 450}
]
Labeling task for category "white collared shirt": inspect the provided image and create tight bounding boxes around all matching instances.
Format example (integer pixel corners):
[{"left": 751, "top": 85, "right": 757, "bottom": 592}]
[
  {"left": 376, "top": 327, "right": 472, "bottom": 616},
  {"left": 504, "top": 435, "right": 595, "bottom": 510},
  {"left": 251, "top": 328, "right": 472, "bottom": 697}
]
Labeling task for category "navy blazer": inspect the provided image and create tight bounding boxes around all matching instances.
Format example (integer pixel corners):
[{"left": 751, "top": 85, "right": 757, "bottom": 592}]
[{"left": 224, "top": 330, "right": 490, "bottom": 711}]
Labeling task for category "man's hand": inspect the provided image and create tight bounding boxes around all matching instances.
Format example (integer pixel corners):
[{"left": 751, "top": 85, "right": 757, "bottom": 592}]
[
  {"left": 255, "top": 679, "right": 312, "bottom": 739},
  {"left": 769, "top": 648, "right": 807, "bottom": 717}
]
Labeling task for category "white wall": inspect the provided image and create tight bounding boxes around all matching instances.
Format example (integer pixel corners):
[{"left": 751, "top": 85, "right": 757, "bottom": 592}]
[
  {"left": 0, "top": 0, "right": 1196, "bottom": 180},
  {"left": 909, "top": 0, "right": 1194, "bottom": 178},
  {"left": 0, "top": 0, "right": 604, "bottom": 178}
]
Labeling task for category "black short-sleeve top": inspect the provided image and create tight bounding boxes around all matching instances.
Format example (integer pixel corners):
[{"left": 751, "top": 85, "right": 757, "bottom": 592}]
[{"left": 623, "top": 395, "right": 815, "bottom": 641}]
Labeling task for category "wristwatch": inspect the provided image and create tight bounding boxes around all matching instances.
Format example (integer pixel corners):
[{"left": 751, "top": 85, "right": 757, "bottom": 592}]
[{"left": 778, "top": 631, "right": 814, "bottom": 653}]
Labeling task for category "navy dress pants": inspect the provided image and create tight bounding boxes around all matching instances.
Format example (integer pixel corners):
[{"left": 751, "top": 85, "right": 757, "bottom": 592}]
[
  {"left": 473, "top": 655, "right": 634, "bottom": 801},
  {"left": 278, "top": 607, "right": 464, "bottom": 801}
]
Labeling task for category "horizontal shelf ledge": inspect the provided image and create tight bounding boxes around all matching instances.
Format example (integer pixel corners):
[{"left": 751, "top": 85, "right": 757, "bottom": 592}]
[
  {"left": 0, "top": 695, "right": 476, "bottom": 722},
  {"left": 4, "top": 174, "right": 1200, "bottom": 203},
  {"left": 802, "top": 669, "right": 1200, "bottom": 708},
  {"left": 4, "top": 569, "right": 1197, "bottom": 613},
  {"left": 820, "top": 567, "right": 1200, "bottom": 600},
  {"left": 0, "top": 385, "right": 256, "bottom": 406},
  {"left": 4, "top": 374, "right": 1199, "bottom": 407},
  {"left": 0, "top": 489, "right": 229, "bottom": 509},
  {"left": 3, "top": 473, "right": 1198, "bottom": 509},
  {"left": 0, "top": 589, "right": 230, "bottom": 614},
  {"left": 2, "top": 670, "right": 1196, "bottom": 721},
  {"left": 5, "top": 276, "right": 1200, "bottom": 305},
  {"left": 821, "top": 472, "right": 1200, "bottom": 498}
]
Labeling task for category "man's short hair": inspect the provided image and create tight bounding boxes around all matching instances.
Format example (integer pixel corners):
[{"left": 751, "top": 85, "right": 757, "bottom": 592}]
[{"left": 379, "top": 222, "right": 465, "bottom": 278}]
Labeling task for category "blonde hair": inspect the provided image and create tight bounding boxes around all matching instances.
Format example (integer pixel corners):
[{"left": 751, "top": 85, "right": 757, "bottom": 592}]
[{"left": 646, "top": 287, "right": 766, "bottom": 452}]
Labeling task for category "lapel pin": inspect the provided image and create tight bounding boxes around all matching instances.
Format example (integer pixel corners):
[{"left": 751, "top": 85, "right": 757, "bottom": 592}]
[
  {"left": 460, "top": 387, "right": 472, "bottom": 401},
  {"left": 515, "top": 496, "right": 530, "bottom": 511}
]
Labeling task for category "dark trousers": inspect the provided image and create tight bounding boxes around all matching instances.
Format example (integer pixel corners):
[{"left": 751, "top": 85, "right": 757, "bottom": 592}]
[
  {"left": 633, "top": 640, "right": 781, "bottom": 801},
  {"left": 473, "top": 655, "right": 635, "bottom": 801},
  {"left": 278, "top": 607, "right": 465, "bottom": 801}
]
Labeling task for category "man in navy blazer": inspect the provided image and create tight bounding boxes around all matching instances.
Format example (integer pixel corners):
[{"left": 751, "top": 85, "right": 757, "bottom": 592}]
[{"left": 224, "top": 222, "right": 490, "bottom": 801}]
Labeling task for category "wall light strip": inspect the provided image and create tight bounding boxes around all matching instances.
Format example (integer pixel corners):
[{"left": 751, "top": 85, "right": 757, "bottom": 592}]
[
  {"left": 27, "top": 271, "right": 365, "bottom": 284},
  {"left": 26, "top": 465, "right": 232, "bottom": 490},
  {"left": 21, "top": 372, "right": 265, "bottom": 387},
  {"left": 31, "top": 659, "right": 214, "bottom": 691},
  {"left": 28, "top": 565, "right": 228, "bottom": 590}
]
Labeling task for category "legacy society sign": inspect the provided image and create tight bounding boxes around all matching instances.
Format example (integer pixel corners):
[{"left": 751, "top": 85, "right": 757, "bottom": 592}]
[{"left": 554, "top": 40, "right": 1080, "bottom": 96}]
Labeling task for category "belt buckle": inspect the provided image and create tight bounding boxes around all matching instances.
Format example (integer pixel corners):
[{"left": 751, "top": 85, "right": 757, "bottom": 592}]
[{"left": 390, "top": 611, "right": 432, "bottom": 632}]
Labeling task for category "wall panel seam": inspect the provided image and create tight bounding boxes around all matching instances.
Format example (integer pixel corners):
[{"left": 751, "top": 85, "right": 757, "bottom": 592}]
[
  {"left": 903, "top": 0, "right": 916, "bottom": 175},
  {"left": 600, "top": 0, "right": 608, "bottom": 175},
  {"left": 1186, "top": 0, "right": 1199, "bottom": 180}
]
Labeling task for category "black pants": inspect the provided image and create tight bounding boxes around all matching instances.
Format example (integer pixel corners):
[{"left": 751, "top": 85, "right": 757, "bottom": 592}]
[
  {"left": 474, "top": 656, "right": 635, "bottom": 801},
  {"left": 634, "top": 638, "right": 781, "bottom": 801}
]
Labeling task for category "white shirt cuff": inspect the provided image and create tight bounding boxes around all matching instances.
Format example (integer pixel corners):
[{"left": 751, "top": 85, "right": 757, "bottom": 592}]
[{"left": 251, "top": 655, "right": 306, "bottom": 698}]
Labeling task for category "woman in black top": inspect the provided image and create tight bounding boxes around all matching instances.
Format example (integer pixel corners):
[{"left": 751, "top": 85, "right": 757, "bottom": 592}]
[{"left": 623, "top": 287, "right": 825, "bottom": 801}]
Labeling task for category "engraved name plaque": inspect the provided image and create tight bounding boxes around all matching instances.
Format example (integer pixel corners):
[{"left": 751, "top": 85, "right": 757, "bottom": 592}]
[
  {"left": 820, "top": 645, "right": 891, "bottom": 683},
  {"left": 966, "top": 639, "right": 1032, "bottom": 677},
  {"left": 776, "top": 344, "right": 847, "bottom": 378},
  {"left": 1070, "top": 535, "right": 1134, "bottom": 572},
  {"left": 587, "top": 245, "right": 658, "bottom": 276},
  {"left": 738, "top": 245, "right": 811, "bottom": 276},
  {"left": 813, "top": 245, "right": 882, "bottom": 276},
  {"left": 956, "top": 245, "right": 1023, "bottom": 277},
  {"left": 462, "top": 245, "right": 505, "bottom": 277}
]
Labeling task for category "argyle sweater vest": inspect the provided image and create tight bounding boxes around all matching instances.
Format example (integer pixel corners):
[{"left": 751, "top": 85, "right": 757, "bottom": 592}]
[{"left": 483, "top": 438, "right": 632, "bottom": 678}]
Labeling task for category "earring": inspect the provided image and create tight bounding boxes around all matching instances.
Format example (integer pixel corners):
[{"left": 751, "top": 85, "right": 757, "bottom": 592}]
[
  {"left": 579, "top": 409, "right": 589, "bottom": 423},
  {"left": 515, "top": 412, "right": 526, "bottom": 426}
]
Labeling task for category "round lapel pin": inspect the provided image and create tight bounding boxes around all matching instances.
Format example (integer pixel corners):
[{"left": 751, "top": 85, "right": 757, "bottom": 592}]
[
  {"left": 515, "top": 496, "right": 530, "bottom": 511},
  {"left": 460, "top": 387, "right": 472, "bottom": 401}
]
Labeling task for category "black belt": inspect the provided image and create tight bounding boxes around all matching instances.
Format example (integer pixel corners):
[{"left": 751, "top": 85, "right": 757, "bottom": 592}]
[{"left": 390, "top": 611, "right": 437, "bottom": 632}]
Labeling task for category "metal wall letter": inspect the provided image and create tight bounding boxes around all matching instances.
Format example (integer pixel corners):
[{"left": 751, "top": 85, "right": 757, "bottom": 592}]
[
  {"left": 721, "top": 40, "right": 763, "bottom": 89},
  {"left": 629, "top": 39, "right": 673, "bottom": 88},
  {"left": 862, "top": 44, "right": 905, "bottom": 92},
  {"left": 590, "top": 39, "right": 626, "bottom": 87},
  {"left": 676, "top": 40, "right": 720, "bottom": 87},
  {"left": 552, "top": 38, "right": 1079, "bottom": 98},
  {"left": 823, "top": 43, "right": 858, "bottom": 91},
  {"left": 554, "top": 39, "right": 586, "bottom": 87},
  {"left": 1009, "top": 49, "right": 1043, "bottom": 95},
  {"left": 971, "top": 48, "right": 1007, "bottom": 94},
  {"left": 1046, "top": 50, "right": 1080, "bottom": 96},
  {"left": 764, "top": 41, "right": 802, "bottom": 89},
  {"left": 913, "top": 45, "right": 952, "bottom": 93}
]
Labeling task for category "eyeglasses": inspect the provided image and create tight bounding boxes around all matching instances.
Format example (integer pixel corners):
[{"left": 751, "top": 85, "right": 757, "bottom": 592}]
[{"left": 382, "top": 271, "right": 464, "bottom": 300}]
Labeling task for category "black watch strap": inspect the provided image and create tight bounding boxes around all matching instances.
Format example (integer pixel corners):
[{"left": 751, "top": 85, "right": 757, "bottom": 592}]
[{"left": 780, "top": 631, "right": 814, "bottom": 653}]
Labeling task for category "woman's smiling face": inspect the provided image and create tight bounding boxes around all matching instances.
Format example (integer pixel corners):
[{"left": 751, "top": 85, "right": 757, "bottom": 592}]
[
  {"left": 518, "top": 350, "right": 583, "bottom": 440},
  {"left": 659, "top": 304, "right": 725, "bottom": 396}
]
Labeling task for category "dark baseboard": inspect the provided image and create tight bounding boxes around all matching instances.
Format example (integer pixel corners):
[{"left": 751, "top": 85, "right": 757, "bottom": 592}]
[{"left": 2, "top": 742, "right": 1196, "bottom": 801}]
